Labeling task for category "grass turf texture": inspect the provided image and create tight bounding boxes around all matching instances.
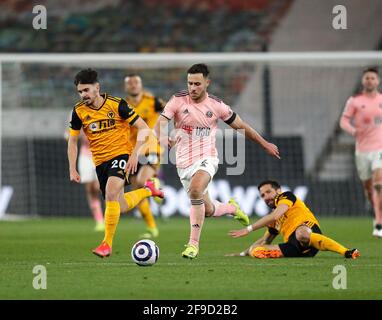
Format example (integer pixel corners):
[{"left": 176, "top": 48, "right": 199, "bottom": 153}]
[{"left": 0, "top": 217, "right": 380, "bottom": 299}]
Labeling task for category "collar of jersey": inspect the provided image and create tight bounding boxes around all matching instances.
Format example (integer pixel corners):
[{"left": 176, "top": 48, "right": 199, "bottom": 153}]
[{"left": 87, "top": 93, "right": 108, "bottom": 110}]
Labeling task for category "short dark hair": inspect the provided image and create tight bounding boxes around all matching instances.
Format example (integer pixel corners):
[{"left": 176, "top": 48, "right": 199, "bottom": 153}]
[
  {"left": 362, "top": 67, "right": 379, "bottom": 76},
  {"left": 258, "top": 180, "right": 281, "bottom": 191},
  {"left": 126, "top": 73, "right": 140, "bottom": 78},
  {"left": 74, "top": 68, "right": 99, "bottom": 86},
  {"left": 187, "top": 63, "right": 210, "bottom": 78}
]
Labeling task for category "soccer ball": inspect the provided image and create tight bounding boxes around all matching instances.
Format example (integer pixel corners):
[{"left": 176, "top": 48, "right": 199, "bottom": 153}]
[{"left": 131, "top": 239, "right": 159, "bottom": 266}]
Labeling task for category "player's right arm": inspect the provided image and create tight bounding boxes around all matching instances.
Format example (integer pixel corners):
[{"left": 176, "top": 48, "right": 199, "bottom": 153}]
[
  {"left": 228, "top": 114, "right": 280, "bottom": 159},
  {"left": 67, "top": 108, "right": 82, "bottom": 183},
  {"left": 339, "top": 97, "right": 356, "bottom": 137}
]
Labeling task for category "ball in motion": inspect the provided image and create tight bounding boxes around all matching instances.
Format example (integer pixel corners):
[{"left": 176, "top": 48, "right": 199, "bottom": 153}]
[{"left": 131, "top": 239, "right": 159, "bottom": 266}]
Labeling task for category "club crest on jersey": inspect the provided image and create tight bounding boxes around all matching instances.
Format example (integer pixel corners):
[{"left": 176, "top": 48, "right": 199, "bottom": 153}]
[
  {"left": 206, "top": 111, "right": 213, "bottom": 118},
  {"left": 108, "top": 111, "right": 115, "bottom": 118}
]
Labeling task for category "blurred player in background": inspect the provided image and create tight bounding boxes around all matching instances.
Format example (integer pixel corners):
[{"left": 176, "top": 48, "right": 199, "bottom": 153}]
[
  {"left": 68, "top": 69, "right": 164, "bottom": 258},
  {"left": 154, "top": 63, "right": 280, "bottom": 259},
  {"left": 340, "top": 67, "right": 382, "bottom": 238},
  {"left": 124, "top": 74, "right": 166, "bottom": 239},
  {"left": 228, "top": 180, "right": 360, "bottom": 259},
  {"left": 65, "top": 127, "right": 104, "bottom": 232}
]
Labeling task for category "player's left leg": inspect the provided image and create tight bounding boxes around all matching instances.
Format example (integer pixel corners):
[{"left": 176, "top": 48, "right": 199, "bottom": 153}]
[
  {"left": 308, "top": 229, "right": 360, "bottom": 259},
  {"left": 372, "top": 167, "right": 382, "bottom": 237},
  {"left": 205, "top": 195, "right": 249, "bottom": 226}
]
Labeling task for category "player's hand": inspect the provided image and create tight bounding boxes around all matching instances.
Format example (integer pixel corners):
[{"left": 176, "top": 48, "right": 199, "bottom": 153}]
[
  {"left": 228, "top": 228, "right": 249, "bottom": 238},
  {"left": 69, "top": 169, "right": 81, "bottom": 183},
  {"left": 264, "top": 142, "right": 280, "bottom": 159},
  {"left": 126, "top": 153, "right": 139, "bottom": 175}
]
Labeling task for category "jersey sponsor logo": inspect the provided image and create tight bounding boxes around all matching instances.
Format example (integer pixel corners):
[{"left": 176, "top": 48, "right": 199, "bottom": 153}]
[
  {"left": 89, "top": 119, "right": 116, "bottom": 133},
  {"left": 374, "top": 116, "right": 382, "bottom": 125},
  {"left": 182, "top": 125, "right": 193, "bottom": 134},
  {"left": 195, "top": 127, "right": 211, "bottom": 137}
]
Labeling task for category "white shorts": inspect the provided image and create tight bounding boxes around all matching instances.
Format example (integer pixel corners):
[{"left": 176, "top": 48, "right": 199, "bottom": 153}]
[
  {"left": 355, "top": 150, "right": 382, "bottom": 181},
  {"left": 177, "top": 157, "right": 219, "bottom": 194},
  {"left": 78, "top": 153, "right": 98, "bottom": 184}
]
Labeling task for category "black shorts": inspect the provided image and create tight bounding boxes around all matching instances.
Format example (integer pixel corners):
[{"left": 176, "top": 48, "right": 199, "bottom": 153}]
[
  {"left": 279, "top": 223, "right": 322, "bottom": 258},
  {"left": 95, "top": 154, "right": 130, "bottom": 199}
]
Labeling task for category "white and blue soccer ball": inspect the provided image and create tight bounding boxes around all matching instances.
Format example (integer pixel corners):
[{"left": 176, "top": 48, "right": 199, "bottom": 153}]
[{"left": 131, "top": 239, "right": 159, "bottom": 266}]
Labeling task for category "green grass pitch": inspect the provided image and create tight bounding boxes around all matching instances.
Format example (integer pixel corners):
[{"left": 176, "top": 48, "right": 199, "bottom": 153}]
[{"left": 0, "top": 216, "right": 381, "bottom": 299}]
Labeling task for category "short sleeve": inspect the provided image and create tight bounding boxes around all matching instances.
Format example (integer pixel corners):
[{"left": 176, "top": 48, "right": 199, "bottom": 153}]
[
  {"left": 154, "top": 97, "right": 165, "bottom": 112},
  {"left": 267, "top": 227, "right": 279, "bottom": 236},
  {"left": 220, "top": 102, "right": 236, "bottom": 124},
  {"left": 342, "top": 97, "right": 356, "bottom": 119},
  {"left": 118, "top": 99, "right": 139, "bottom": 125},
  {"left": 69, "top": 108, "right": 82, "bottom": 136},
  {"left": 161, "top": 96, "right": 177, "bottom": 120},
  {"left": 275, "top": 191, "right": 297, "bottom": 208}
]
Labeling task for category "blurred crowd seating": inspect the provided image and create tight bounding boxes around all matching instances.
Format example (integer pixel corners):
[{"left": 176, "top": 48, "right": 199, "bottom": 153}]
[{"left": 0, "top": 0, "right": 292, "bottom": 52}]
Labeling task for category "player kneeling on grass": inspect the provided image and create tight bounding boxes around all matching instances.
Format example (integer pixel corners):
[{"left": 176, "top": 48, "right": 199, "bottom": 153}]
[{"left": 228, "top": 180, "right": 360, "bottom": 259}]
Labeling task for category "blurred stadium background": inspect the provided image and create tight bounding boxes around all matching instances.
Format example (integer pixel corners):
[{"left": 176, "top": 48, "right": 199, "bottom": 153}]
[{"left": 1, "top": 0, "right": 382, "bottom": 221}]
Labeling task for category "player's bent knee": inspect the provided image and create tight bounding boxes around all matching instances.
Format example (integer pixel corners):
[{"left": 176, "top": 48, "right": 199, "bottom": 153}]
[{"left": 188, "top": 187, "right": 204, "bottom": 200}]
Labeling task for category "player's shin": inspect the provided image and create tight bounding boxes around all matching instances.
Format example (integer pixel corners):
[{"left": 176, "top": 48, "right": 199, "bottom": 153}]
[
  {"left": 103, "top": 201, "right": 120, "bottom": 247},
  {"left": 189, "top": 199, "right": 205, "bottom": 247},
  {"left": 124, "top": 189, "right": 151, "bottom": 211},
  {"left": 309, "top": 233, "right": 348, "bottom": 256}
]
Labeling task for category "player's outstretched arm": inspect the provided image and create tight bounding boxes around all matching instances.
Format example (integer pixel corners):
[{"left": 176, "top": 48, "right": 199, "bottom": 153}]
[
  {"left": 228, "top": 204, "right": 288, "bottom": 238},
  {"left": 228, "top": 114, "right": 280, "bottom": 159},
  {"left": 67, "top": 134, "right": 80, "bottom": 183}
]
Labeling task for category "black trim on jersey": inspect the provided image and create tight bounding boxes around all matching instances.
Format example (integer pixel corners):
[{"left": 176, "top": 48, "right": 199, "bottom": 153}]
[
  {"left": 129, "top": 115, "right": 139, "bottom": 126},
  {"left": 175, "top": 90, "right": 189, "bottom": 97},
  {"left": 154, "top": 97, "right": 165, "bottom": 112},
  {"left": 70, "top": 108, "right": 82, "bottom": 130},
  {"left": 118, "top": 99, "right": 136, "bottom": 120},
  {"left": 224, "top": 112, "right": 237, "bottom": 125},
  {"left": 276, "top": 191, "right": 297, "bottom": 206},
  {"left": 268, "top": 227, "right": 279, "bottom": 236},
  {"left": 160, "top": 113, "right": 171, "bottom": 121}
]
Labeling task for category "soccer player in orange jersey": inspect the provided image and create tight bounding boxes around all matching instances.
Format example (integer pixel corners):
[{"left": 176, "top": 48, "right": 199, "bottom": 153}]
[
  {"left": 124, "top": 74, "right": 165, "bottom": 239},
  {"left": 67, "top": 69, "right": 164, "bottom": 258},
  {"left": 340, "top": 67, "right": 382, "bottom": 238},
  {"left": 228, "top": 180, "right": 360, "bottom": 259}
]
